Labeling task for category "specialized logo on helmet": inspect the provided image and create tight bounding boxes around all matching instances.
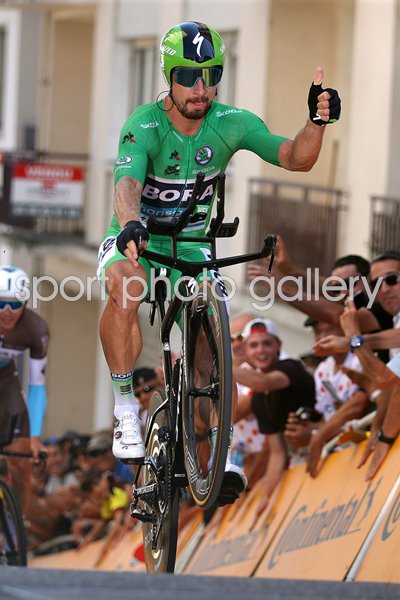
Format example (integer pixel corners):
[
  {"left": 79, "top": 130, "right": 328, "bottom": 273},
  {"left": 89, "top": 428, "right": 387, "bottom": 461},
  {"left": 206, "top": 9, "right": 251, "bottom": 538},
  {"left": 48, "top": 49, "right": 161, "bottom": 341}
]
[
  {"left": 193, "top": 32, "right": 204, "bottom": 57},
  {"left": 195, "top": 146, "right": 213, "bottom": 165}
]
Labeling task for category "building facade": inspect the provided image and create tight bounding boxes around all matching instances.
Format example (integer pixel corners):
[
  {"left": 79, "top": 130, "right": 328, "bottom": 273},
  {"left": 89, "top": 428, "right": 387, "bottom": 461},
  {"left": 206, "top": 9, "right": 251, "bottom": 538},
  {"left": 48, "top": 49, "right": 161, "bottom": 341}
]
[{"left": 0, "top": 0, "right": 398, "bottom": 436}]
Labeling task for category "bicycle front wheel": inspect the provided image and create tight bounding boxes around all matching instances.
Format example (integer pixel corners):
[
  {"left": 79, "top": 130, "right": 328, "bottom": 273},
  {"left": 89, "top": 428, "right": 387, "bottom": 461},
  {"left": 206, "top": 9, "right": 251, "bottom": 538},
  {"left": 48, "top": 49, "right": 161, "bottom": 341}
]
[
  {"left": 0, "top": 480, "right": 27, "bottom": 566},
  {"left": 182, "top": 279, "right": 232, "bottom": 508},
  {"left": 142, "top": 390, "right": 179, "bottom": 573}
]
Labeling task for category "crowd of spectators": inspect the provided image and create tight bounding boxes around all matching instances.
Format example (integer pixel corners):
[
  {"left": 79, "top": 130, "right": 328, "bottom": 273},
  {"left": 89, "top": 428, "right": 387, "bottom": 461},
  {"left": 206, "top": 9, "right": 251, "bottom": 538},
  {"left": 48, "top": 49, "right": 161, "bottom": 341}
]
[
  {"left": 6, "top": 243, "right": 400, "bottom": 558},
  {"left": 22, "top": 367, "right": 161, "bottom": 556},
  {"left": 230, "top": 242, "right": 400, "bottom": 507}
]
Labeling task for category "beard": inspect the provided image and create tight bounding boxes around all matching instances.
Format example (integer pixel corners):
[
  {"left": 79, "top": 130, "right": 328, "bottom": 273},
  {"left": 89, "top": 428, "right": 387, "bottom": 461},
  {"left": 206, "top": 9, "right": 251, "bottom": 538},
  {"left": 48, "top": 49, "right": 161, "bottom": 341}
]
[{"left": 170, "top": 93, "right": 212, "bottom": 120}]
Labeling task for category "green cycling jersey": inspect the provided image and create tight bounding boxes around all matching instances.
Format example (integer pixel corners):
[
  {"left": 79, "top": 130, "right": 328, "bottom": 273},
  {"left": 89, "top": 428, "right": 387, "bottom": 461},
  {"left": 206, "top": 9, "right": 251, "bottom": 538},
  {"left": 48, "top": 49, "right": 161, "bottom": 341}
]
[{"left": 110, "top": 98, "right": 288, "bottom": 242}]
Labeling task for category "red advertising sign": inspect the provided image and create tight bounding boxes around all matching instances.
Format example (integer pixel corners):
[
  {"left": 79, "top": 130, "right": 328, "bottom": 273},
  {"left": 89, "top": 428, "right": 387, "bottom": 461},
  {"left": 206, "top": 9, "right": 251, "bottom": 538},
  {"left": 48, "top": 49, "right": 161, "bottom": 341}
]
[{"left": 10, "top": 162, "right": 85, "bottom": 218}]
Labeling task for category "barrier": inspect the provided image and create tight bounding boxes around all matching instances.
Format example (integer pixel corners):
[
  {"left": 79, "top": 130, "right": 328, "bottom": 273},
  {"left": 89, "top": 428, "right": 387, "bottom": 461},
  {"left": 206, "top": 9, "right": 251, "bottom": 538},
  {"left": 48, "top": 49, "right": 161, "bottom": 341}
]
[
  {"left": 184, "top": 464, "right": 306, "bottom": 576},
  {"left": 352, "top": 473, "right": 400, "bottom": 582},
  {"left": 255, "top": 438, "right": 400, "bottom": 580},
  {"left": 29, "top": 438, "right": 400, "bottom": 581}
]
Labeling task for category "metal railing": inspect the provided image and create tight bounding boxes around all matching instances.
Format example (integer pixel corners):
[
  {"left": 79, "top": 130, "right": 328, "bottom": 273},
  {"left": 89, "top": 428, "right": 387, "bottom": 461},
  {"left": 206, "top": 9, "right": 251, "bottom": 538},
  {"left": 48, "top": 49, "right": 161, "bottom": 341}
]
[
  {"left": 370, "top": 195, "right": 400, "bottom": 256},
  {"left": 247, "top": 178, "right": 346, "bottom": 275}
]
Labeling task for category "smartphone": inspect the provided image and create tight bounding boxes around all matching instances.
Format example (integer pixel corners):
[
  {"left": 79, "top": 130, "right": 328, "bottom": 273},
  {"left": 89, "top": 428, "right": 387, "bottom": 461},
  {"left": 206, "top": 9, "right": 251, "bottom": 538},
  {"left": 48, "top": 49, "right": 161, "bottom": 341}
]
[
  {"left": 295, "top": 406, "right": 314, "bottom": 422},
  {"left": 353, "top": 289, "right": 368, "bottom": 310},
  {"left": 321, "top": 379, "right": 344, "bottom": 407}
]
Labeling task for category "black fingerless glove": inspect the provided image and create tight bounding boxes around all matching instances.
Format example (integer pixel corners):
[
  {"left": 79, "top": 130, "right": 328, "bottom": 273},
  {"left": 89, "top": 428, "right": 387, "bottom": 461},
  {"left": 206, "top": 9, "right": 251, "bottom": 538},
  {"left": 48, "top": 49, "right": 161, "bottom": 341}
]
[
  {"left": 116, "top": 220, "right": 149, "bottom": 254},
  {"left": 308, "top": 82, "right": 341, "bottom": 126}
]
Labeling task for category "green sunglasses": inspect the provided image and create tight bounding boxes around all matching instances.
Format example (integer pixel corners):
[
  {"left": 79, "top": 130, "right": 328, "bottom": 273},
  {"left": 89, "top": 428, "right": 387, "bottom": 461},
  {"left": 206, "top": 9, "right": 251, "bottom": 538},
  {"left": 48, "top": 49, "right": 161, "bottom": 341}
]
[{"left": 173, "top": 67, "right": 223, "bottom": 89}]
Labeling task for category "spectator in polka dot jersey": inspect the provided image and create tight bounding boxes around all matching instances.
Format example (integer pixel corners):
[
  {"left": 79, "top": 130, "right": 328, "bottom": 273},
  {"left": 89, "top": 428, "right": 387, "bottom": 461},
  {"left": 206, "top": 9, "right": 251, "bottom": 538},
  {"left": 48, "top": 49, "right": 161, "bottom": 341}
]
[{"left": 284, "top": 318, "right": 370, "bottom": 478}]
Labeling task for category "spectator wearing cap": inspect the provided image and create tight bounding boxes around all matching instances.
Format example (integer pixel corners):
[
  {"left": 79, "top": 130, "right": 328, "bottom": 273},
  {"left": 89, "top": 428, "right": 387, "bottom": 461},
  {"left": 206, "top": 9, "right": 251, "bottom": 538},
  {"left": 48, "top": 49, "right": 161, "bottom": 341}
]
[
  {"left": 133, "top": 367, "right": 160, "bottom": 423},
  {"left": 83, "top": 429, "right": 134, "bottom": 485},
  {"left": 59, "top": 430, "right": 90, "bottom": 474},
  {"left": 230, "top": 313, "right": 269, "bottom": 487},
  {"left": 233, "top": 318, "right": 315, "bottom": 499}
]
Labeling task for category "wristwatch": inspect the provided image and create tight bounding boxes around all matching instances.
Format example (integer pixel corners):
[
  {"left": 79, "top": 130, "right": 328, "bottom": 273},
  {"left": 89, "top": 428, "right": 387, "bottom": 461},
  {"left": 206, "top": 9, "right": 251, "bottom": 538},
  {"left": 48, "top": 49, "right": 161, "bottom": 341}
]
[
  {"left": 349, "top": 335, "right": 365, "bottom": 352},
  {"left": 377, "top": 429, "right": 397, "bottom": 445}
]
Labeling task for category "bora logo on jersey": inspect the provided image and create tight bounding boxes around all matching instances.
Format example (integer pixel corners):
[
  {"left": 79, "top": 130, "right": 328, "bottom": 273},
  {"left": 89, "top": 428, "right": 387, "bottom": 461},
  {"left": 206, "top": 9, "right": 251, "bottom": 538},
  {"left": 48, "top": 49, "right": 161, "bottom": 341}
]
[{"left": 195, "top": 145, "right": 213, "bottom": 165}]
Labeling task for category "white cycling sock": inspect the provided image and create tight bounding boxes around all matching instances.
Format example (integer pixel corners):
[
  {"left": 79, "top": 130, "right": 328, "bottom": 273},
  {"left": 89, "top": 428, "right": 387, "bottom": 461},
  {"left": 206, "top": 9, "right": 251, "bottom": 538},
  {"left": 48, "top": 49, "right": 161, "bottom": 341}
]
[
  {"left": 208, "top": 426, "right": 234, "bottom": 468},
  {"left": 110, "top": 371, "right": 140, "bottom": 418}
]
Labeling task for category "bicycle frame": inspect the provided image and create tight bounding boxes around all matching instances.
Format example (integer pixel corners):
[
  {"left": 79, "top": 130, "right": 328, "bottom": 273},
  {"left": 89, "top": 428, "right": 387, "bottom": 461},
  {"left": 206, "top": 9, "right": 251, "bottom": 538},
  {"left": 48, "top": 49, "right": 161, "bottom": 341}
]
[
  {"left": 142, "top": 171, "right": 275, "bottom": 423},
  {"left": 133, "top": 170, "right": 276, "bottom": 498}
]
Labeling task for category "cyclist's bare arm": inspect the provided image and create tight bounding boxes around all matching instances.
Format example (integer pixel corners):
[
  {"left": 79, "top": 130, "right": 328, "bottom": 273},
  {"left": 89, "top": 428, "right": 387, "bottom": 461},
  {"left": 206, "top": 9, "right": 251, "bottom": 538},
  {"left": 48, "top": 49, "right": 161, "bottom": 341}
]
[
  {"left": 114, "top": 175, "right": 145, "bottom": 267},
  {"left": 278, "top": 68, "right": 335, "bottom": 172},
  {"left": 278, "top": 120, "right": 325, "bottom": 172}
]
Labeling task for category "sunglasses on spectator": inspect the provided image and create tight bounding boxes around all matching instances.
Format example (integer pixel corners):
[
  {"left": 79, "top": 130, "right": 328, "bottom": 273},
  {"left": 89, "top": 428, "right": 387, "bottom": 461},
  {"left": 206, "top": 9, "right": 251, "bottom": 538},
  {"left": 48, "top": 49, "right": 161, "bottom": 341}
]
[
  {"left": 370, "top": 272, "right": 400, "bottom": 289},
  {"left": 0, "top": 300, "right": 25, "bottom": 312},
  {"left": 173, "top": 67, "right": 223, "bottom": 89},
  {"left": 230, "top": 331, "right": 244, "bottom": 343}
]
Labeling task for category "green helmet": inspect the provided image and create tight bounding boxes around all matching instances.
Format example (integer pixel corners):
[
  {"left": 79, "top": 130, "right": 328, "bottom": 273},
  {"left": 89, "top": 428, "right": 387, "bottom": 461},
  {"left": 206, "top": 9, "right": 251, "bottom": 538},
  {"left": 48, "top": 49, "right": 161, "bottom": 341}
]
[{"left": 160, "top": 21, "right": 225, "bottom": 86}]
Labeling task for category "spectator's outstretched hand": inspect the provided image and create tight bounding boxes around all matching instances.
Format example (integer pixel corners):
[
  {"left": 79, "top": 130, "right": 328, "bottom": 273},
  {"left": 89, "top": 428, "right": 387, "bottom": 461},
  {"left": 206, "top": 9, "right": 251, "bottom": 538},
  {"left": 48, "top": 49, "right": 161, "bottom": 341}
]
[
  {"left": 313, "top": 334, "right": 348, "bottom": 356},
  {"left": 341, "top": 366, "right": 374, "bottom": 396},
  {"left": 306, "top": 430, "right": 325, "bottom": 478},
  {"left": 358, "top": 430, "right": 391, "bottom": 480},
  {"left": 340, "top": 298, "right": 360, "bottom": 336}
]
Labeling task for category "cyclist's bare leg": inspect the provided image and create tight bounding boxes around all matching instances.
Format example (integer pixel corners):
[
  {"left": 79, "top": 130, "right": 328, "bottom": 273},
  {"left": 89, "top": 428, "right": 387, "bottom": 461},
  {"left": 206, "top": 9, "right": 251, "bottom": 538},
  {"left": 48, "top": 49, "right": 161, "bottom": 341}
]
[
  {"left": 99, "top": 260, "right": 147, "bottom": 372},
  {"left": 99, "top": 259, "right": 148, "bottom": 459},
  {"left": 6, "top": 436, "right": 31, "bottom": 514}
]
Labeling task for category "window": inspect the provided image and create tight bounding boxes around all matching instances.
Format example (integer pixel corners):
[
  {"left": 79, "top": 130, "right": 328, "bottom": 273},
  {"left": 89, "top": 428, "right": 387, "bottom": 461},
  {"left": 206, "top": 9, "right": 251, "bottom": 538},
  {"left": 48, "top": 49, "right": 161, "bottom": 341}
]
[
  {"left": 0, "top": 28, "right": 5, "bottom": 132},
  {"left": 128, "top": 39, "right": 157, "bottom": 110},
  {"left": 217, "top": 31, "right": 237, "bottom": 106}
]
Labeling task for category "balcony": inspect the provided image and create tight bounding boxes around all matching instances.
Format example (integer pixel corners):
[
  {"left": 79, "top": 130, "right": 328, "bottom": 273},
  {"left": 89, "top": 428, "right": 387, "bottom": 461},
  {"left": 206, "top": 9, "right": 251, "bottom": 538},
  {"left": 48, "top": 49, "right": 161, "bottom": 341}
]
[
  {"left": 247, "top": 178, "right": 347, "bottom": 275},
  {"left": 370, "top": 195, "right": 400, "bottom": 257}
]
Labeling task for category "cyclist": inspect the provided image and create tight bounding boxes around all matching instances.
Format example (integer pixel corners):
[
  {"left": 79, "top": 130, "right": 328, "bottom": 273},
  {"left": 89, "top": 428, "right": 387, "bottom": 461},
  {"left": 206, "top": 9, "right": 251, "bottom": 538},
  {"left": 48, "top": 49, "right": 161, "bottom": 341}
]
[
  {"left": 97, "top": 21, "right": 341, "bottom": 493},
  {"left": 0, "top": 265, "right": 49, "bottom": 512}
]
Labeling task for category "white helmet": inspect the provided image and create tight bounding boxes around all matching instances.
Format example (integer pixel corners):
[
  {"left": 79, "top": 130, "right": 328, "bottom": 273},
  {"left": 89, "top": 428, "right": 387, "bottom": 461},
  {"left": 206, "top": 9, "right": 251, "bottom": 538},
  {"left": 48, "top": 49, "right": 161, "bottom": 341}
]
[{"left": 0, "top": 266, "right": 30, "bottom": 301}]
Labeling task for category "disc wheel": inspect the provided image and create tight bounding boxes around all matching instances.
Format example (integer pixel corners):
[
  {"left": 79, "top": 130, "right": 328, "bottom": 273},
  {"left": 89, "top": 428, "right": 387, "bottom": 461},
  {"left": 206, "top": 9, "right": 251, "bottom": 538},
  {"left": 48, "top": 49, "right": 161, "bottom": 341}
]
[
  {"left": 142, "top": 390, "right": 179, "bottom": 573},
  {"left": 182, "top": 279, "right": 232, "bottom": 508}
]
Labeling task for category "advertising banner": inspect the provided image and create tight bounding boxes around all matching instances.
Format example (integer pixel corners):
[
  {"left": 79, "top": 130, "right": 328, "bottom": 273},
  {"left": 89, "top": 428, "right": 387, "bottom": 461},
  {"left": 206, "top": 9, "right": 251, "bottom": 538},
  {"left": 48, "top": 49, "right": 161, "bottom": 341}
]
[
  {"left": 10, "top": 162, "right": 85, "bottom": 218},
  {"left": 184, "top": 463, "right": 306, "bottom": 576},
  {"left": 255, "top": 440, "right": 400, "bottom": 580}
]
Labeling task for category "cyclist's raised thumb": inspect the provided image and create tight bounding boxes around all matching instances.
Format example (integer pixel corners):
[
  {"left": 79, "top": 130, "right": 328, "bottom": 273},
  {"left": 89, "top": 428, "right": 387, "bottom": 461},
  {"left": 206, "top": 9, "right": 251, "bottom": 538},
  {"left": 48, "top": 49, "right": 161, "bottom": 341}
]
[{"left": 313, "top": 67, "right": 324, "bottom": 86}]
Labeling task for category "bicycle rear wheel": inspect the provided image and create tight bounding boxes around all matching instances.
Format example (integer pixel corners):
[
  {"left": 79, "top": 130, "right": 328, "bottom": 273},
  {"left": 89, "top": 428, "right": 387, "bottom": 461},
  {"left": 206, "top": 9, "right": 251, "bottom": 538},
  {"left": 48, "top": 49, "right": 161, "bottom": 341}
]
[
  {"left": 142, "top": 390, "right": 179, "bottom": 573},
  {"left": 0, "top": 480, "right": 27, "bottom": 566},
  {"left": 182, "top": 279, "right": 232, "bottom": 508}
]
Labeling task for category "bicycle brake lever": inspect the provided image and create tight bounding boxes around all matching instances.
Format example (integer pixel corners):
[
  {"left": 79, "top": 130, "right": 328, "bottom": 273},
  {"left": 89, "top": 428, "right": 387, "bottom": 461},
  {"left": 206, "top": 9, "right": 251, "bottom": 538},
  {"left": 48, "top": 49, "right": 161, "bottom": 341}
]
[
  {"left": 265, "top": 234, "right": 277, "bottom": 273},
  {"left": 268, "top": 249, "right": 275, "bottom": 273}
]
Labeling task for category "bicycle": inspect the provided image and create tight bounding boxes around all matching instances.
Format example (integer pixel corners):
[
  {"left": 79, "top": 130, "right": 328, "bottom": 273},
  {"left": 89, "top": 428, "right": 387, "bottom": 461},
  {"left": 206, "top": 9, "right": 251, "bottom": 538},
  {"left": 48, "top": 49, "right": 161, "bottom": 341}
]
[
  {"left": 0, "top": 416, "right": 47, "bottom": 566},
  {"left": 129, "top": 172, "right": 276, "bottom": 573}
]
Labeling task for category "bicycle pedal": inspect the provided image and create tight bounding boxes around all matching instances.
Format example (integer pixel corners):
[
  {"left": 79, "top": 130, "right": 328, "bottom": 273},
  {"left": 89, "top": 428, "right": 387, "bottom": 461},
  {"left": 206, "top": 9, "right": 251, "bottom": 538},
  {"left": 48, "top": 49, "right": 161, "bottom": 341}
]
[
  {"left": 120, "top": 456, "right": 146, "bottom": 466},
  {"left": 214, "top": 487, "right": 240, "bottom": 507},
  {"left": 130, "top": 506, "right": 154, "bottom": 523}
]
